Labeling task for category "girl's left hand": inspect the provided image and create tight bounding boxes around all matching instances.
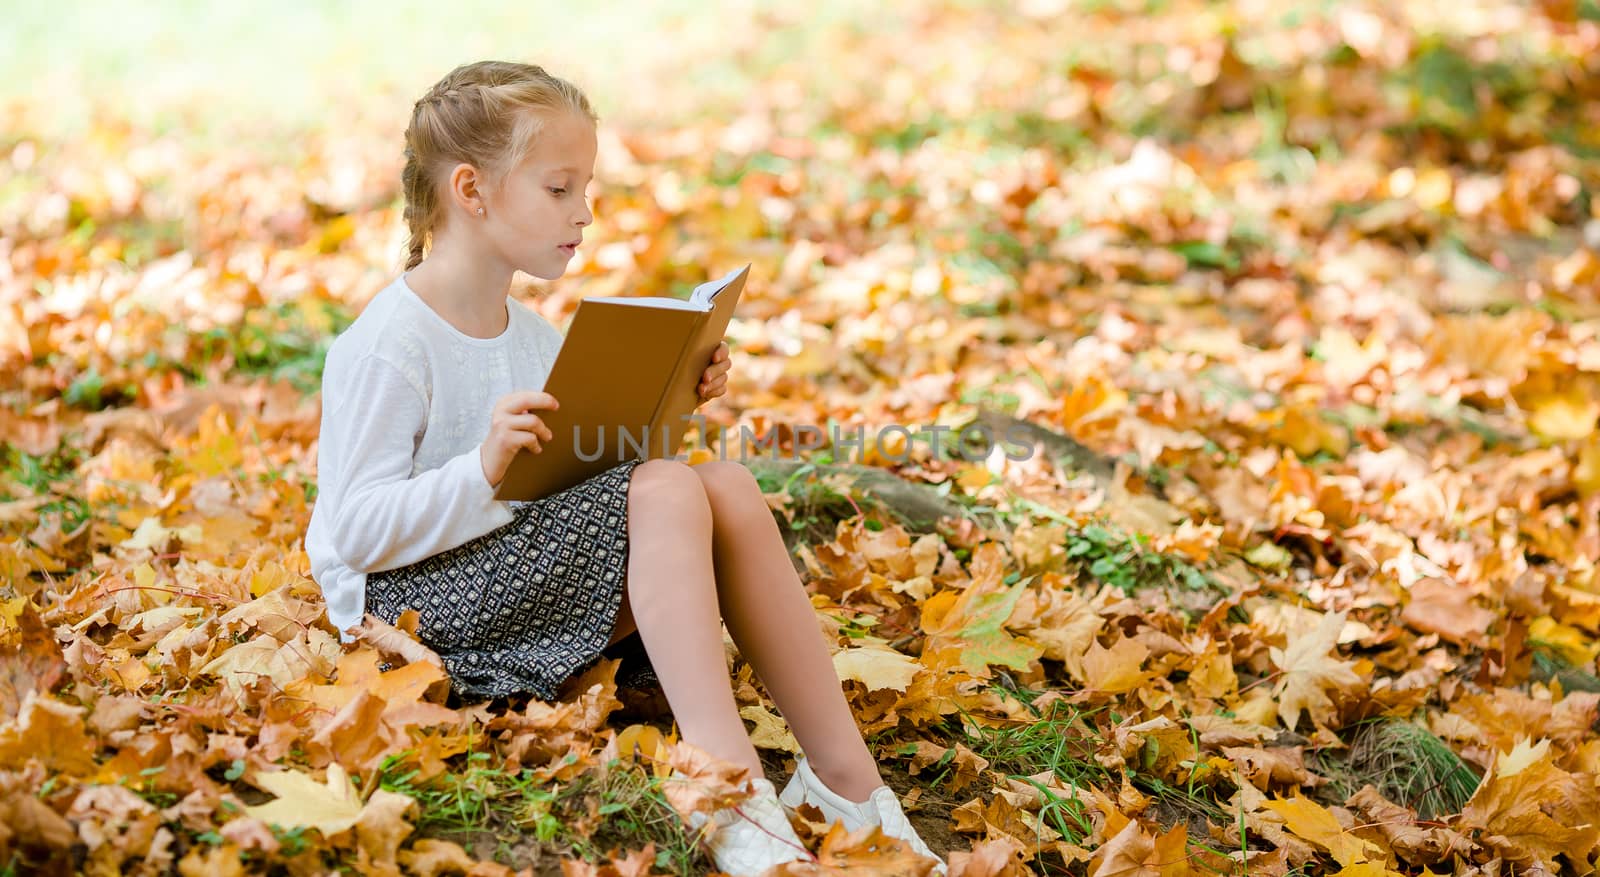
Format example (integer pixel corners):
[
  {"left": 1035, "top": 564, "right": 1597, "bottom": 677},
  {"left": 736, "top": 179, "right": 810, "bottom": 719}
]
[{"left": 697, "top": 342, "right": 731, "bottom": 403}]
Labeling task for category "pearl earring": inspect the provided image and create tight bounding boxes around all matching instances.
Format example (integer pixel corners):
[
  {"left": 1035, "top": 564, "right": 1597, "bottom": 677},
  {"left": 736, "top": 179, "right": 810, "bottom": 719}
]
[{"left": 476, "top": 207, "right": 484, "bottom": 216}]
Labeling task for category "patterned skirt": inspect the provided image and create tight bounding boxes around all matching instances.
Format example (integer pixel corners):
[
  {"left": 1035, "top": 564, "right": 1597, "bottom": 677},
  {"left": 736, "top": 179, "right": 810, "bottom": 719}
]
[{"left": 365, "top": 457, "right": 659, "bottom": 702}]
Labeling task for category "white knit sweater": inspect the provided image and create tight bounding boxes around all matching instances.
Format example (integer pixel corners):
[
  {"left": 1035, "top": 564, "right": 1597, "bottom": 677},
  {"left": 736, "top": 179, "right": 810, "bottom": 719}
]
[{"left": 304, "top": 271, "right": 565, "bottom": 641}]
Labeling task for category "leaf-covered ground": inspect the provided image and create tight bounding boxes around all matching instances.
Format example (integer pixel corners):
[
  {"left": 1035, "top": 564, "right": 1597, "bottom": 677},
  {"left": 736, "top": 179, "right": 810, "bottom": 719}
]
[{"left": 3, "top": 2, "right": 1600, "bottom": 875}]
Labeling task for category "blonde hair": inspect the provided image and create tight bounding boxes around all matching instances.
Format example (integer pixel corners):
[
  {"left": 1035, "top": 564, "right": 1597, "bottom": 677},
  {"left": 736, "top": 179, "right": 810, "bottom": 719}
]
[{"left": 401, "top": 60, "right": 599, "bottom": 270}]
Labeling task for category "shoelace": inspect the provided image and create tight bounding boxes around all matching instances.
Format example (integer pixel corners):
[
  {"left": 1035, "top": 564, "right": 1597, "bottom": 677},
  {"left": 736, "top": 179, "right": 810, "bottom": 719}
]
[
  {"left": 696, "top": 783, "right": 816, "bottom": 863},
  {"left": 724, "top": 800, "right": 816, "bottom": 860}
]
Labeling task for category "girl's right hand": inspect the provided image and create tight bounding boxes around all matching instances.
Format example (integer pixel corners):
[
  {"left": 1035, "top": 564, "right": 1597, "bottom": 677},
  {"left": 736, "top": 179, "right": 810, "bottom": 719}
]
[{"left": 481, "top": 390, "right": 559, "bottom": 488}]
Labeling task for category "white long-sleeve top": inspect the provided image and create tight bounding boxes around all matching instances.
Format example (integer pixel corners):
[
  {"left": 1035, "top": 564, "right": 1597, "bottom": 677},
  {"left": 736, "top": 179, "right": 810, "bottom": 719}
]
[{"left": 305, "top": 271, "right": 565, "bottom": 642}]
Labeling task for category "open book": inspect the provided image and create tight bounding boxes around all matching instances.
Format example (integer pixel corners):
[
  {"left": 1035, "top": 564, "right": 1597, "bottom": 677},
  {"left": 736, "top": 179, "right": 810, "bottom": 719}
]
[{"left": 491, "top": 264, "right": 750, "bottom": 502}]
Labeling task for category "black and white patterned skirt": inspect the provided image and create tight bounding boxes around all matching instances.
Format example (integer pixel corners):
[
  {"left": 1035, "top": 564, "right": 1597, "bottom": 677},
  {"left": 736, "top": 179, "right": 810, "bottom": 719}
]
[{"left": 365, "top": 457, "right": 658, "bottom": 702}]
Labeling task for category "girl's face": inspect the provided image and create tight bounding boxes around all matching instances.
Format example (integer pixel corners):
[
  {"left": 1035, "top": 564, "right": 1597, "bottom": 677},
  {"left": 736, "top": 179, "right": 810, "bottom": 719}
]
[{"left": 480, "top": 111, "right": 597, "bottom": 281}]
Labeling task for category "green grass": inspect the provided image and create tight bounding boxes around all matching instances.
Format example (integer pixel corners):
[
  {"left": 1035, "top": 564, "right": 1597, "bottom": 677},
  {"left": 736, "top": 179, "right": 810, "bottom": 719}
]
[
  {"left": 947, "top": 699, "right": 1105, "bottom": 846},
  {"left": 751, "top": 457, "right": 873, "bottom": 542},
  {"left": 1064, "top": 522, "right": 1218, "bottom": 596},
  {"left": 0, "top": 445, "right": 90, "bottom": 535},
  {"left": 197, "top": 299, "right": 356, "bottom": 396},
  {"left": 1316, "top": 717, "right": 1480, "bottom": 821},
  {"left": 1530, "top": 648, "right": 1600, "bottom": 694},
  {"left": 922, "top": 687, "right": 1229, "bottom": 859},
  {"left": 377, "top": 750, "right": 702, "bottom": 874},
  {"left": 577, "top": 763, "right": 703, "bottom": 872}
]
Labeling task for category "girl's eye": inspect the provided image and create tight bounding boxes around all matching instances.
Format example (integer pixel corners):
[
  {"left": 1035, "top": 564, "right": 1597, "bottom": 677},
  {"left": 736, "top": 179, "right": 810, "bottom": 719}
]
[{"left": 548, "top": 187, "right": 566, "bottom": 196}]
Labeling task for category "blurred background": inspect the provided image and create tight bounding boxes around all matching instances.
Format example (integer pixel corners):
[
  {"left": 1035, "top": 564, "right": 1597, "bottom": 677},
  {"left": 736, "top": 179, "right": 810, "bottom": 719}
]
[
  {"left": 4, "top": 6, "right": 1600, "bottom": 874},
  {"left": 2, "top": 0, "right": 1597, "bottom": 470},
  {"left": 1, "top": 0, "right": 1598, "bottom": 468},
  {"left": 0, "top": 0, "right": 914, "bottom": 148},
  {"left": 2, "top": 0, "right": 1596, "bottom": 428}
]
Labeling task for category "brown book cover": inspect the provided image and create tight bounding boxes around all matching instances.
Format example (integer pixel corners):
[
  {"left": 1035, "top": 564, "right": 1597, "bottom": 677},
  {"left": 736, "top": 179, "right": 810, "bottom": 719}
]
[{"left": 491, "top": 264, "right": 750, "bottom": 502}]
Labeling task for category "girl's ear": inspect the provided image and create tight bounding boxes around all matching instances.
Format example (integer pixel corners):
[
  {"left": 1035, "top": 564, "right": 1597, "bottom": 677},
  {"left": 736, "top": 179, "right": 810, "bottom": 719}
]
[{"left": 446, "top": 162, "right": 484, "bottom": 216}]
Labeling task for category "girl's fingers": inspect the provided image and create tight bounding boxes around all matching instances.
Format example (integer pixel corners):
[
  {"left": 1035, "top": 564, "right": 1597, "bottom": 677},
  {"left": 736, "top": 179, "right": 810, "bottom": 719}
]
[
  {"left": 506, "top": 391, "right": 558, "bottom": 413},
  {"left": 509, "top": 413, "right": 551, "bottom": 438},
  {"left": 504, "top": 414, "right": 554, "bottom": 443},
  {"left": 699, "top": 378, "right": 726, "bottom": 399}
]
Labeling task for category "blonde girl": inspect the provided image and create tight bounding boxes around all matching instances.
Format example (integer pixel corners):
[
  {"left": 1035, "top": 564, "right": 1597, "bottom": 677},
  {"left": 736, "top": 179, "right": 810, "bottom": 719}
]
[{"left": 304, "top": 61, "right": 944, "bottom": 875}]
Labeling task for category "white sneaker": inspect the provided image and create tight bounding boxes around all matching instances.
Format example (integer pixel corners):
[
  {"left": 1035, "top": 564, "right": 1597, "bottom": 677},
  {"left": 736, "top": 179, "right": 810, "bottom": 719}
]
[
  {"left": 684, "top": 776, "right": 815, "bottom": 876},
  {"left": 778, "top": 756, "right": 947, "bottom": 874}
]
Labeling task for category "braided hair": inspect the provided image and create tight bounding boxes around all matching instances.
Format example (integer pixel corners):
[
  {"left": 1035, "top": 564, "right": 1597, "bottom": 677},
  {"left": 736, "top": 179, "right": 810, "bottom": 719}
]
[{"left": 401, "top": 61, "right": 598, "bottom": 270}]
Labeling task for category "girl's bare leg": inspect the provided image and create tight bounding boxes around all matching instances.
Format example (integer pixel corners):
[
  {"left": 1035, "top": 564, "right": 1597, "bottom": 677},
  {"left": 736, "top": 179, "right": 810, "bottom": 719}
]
[
  {"left": 693, "top": 461, "right": 884, "bottom": 802},
  {"left": 617, "top": 459, "right": 763, "bottom": 779}
]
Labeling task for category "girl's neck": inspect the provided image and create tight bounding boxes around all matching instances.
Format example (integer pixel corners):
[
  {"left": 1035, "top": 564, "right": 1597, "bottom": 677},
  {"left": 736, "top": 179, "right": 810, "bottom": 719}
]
[{"left": 405, "top": 243, "right": 516, "bottom": 339}]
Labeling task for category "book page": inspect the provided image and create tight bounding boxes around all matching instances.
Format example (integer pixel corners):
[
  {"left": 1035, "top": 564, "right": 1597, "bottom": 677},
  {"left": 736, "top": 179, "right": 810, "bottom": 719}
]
[
  {"left": 584, "top": 296, "right": 708, "bottom": 311},
  {"left": 689, "top": 265, "right": 746, "bottom": 307},
  {"left": 584, "top": 265, "right": 745, "bottom": 312}
]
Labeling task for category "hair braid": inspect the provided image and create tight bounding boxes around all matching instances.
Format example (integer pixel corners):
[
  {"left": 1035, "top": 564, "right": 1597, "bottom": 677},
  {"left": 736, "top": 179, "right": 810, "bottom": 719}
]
[{"left": 398, "top": 61, "right": 598, "bottom": 271}]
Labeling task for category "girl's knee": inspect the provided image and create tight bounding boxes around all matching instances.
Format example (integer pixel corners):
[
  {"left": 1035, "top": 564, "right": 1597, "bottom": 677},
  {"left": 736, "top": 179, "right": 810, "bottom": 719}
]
[
  {"left": 627, "top": 459, "right": 709, "bottom": 513},
  {"left": 692, "top": 461, "right": 760, "bottom": 505}
]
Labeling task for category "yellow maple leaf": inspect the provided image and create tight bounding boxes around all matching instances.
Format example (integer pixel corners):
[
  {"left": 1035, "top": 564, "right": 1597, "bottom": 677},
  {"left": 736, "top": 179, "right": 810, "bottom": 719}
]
[
  {"left": 1270, "top": 610, "right": 1365, "bottom": 732},
  {"left": 179, "top": 404, "right": 245, "bottom": 476},
  {"left": 1527, "top": 388, "right": 1599, "bottom": 442},
  {"left": 1576, "top": 435, "right": 1600, "bottom": 497},
  {"left": 831, "top": 638, "right": 923, "bottom": 692},
  {"left": 1528, "top": 615, "right": 1600, "bottom": 668},
  {"left": 1461, "top": 738, "right": 1600, "bottom": 869},
  {"left": 1331, "top": 864, "right": 1407, "bottom": 877},
  {"left": 1262, "top": 793, "right": 1382, "bottom": 867},
  {"left": 249, "top": 560, "right": 299, "bottom": 599},
  {"left": 612, "top": 723, "right": 677, "bottom": 778},
  {"left": 0, "top": 595, "right": 28, "bottom": 634},
  {"left": 0, "top": 692, "right": 98, "bottom": 776},
  {"left": 1186, "top": 646, "right": 1238, "bottom": 700},
  {"left": 1078, "top": 636, "right": 1155, "bottom": 696},
  {"left": 243, "top": 764, "right": 363, "bottom": 834},
  {"left": 242, "top": 764, "right": 416, "bottom": 859},
  {"left": 1088, "top": 819, "right": 1192, "bottom": 877},
  {"left": 286, "top": 649, "right": 458, "bottom": 730},
  {"left": 118, "top": 517, "right": 203, "bottom": 553},
  {"left": 199, "top": 628, "right": 340, "bottom": 703},
  {"left": 739, "top": 703, "right": 800, "bottom": 754}
]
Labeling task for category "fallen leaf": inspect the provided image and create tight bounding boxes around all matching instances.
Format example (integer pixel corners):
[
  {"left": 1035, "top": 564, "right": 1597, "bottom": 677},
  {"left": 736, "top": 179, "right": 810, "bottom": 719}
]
[
  {"left": 1262, "top": 793, "right": 1382, "bottom": 867},
  {"left": 832, "top": 638, "right": 923, "bottom": 692},
  {"left": 1400, "top": 579, "right": 1497, "bottom": 647},
  {"left": 740, "top": 703, "right": 801, "bottom": 754},
  {"left": 1270, "top": 611, "right": 1365, "bottom": 732},
  {"left": 243, "top": 764, "right": 365, "bottom": 835}
]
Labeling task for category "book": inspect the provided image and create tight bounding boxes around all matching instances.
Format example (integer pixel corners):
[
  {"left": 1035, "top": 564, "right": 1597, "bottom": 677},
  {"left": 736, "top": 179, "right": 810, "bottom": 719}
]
[{"left": 491, "top": 263, "right": 751, "bottom": 502}]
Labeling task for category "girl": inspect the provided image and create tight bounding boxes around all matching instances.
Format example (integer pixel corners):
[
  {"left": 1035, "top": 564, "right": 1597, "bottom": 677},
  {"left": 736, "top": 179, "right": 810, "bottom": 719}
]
[{"left": 304, "top": 61, "right": 945, "bottom": 875}]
